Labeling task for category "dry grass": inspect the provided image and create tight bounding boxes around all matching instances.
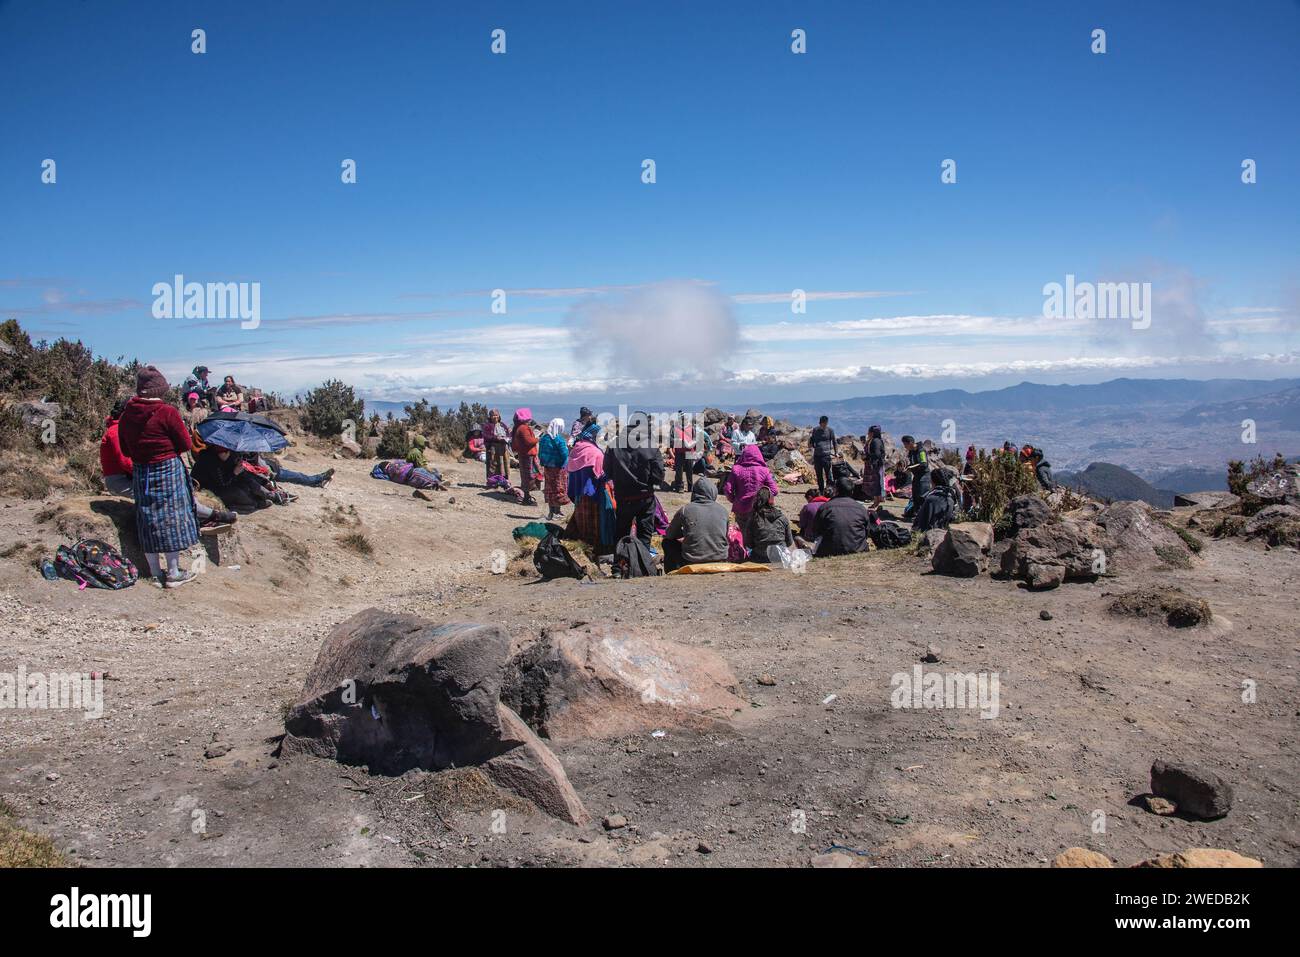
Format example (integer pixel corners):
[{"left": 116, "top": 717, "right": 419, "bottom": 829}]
[
  {"left": 337, "top": 532, "right": 373, "bottom": 556},
  {"left": 0, "top": 800, "right": 68, "bottom": 868}
]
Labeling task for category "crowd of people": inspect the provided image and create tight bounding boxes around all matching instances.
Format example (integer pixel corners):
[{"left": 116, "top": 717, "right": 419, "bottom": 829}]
[
  {"left": 476, "top": 406, "right": 1060, "bottom": 573},
  {"left": 98, "top": 364, "right": 333, "bottom": 588}
]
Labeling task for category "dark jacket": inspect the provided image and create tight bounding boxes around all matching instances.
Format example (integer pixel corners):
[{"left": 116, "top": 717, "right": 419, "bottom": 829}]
[
  {"left": 603, "top": 444, "right": 665, "bottom": 499},
  {"left": 812, "top": 495, "right": 871, "bottom": 557},
  {"left": 867, "top": 435, "right": 886, "bottom": 468},
  {"left": 748, "top": 502, "right": 794, "bottom": 559},
  {"left": 912, "top": 485, "right": 959, "bottom": 532},
  {"left": 663, "top": 478, "right": 729, "bottom": 565},
  {"left": 810, "top": 426, "right": 837, "bottom": 461}
]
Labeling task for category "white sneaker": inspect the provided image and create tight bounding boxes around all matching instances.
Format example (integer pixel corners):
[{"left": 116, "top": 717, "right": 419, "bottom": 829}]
[{"left": 163, "top": 569, "right": 198, "bottom": 589}]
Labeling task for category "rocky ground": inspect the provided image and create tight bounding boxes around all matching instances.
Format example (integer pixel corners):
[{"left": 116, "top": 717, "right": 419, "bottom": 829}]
[{"left": 1, "top": 445, "right": 1297, "bottom": 868}]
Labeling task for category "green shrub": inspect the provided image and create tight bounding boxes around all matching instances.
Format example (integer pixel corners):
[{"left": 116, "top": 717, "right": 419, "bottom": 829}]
[
  {"left": 299, "top": 379, "right": 365, "bottom": 438},
  {"left": 966, "top": 449, "right": 1042, "bottom": 525}
]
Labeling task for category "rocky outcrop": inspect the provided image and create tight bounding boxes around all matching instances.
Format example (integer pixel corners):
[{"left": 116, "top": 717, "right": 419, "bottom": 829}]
[
  {"left": 999, "top": 516, "right": 1103, "bottom": 589},
  {"left": 1246, "top": 466, "right": 1300, "bottom": 506},
  {"left": 1109, "top": 588, "right": 1212, "bottom": 628},
  {"left": 1096, "top": 500, "right": 1197, "bottom": 571},
  {"left": 501, "top": 624, "right": 746, "bottom": 743},
  {"left": 1134, "top": 849, "right": 1261, "bottom": 868},
  {"left": 931, "top": 522, "right": 994, "bottom": 577},
  {"left": 280, "top": 609, "right": 588, "bottom": 824}
]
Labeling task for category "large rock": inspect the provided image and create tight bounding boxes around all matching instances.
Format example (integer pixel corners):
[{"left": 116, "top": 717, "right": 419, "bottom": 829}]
[
  {"left": 1135, "top": 849, "right": 1261, "bottom": 868},
  {"left": 1109, "top": 588, "right": 1211, "bottom": 628},
  {"left": 932, "top": 522, "right": 993, "bottom": 577},
  {"left": 1006, "top": 495, "right": 1051, "bottom": 534},
  {"left": 1173, "top": 490, "right": 1239, "bottom": 509},
  {"left": 1246, "top": 467, "right": 1300, "bottom": 506},
  {"left": 280, "top": 609, "right": 588, "bottom": 823},
  {"left": 999, "top": 517, "right": 1102, "bottom": 589},
  {"left": 501, "top": 624, "right": 746, "bottom": 743},
  {"left": 1243, "top": 504, "right": 1300, "bottom": 548},
  {"left": 1150, "top": 760, "right": 1234, "bottom": 819},
  {"left": 1096, "top": 500, "right": 1196, "bottom": 571}
]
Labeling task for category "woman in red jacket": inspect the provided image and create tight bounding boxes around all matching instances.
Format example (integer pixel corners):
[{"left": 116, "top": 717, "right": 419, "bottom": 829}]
[
  {"left": 117, "top": 366, "right": 201, "bottom": 588},
  {"left": 99, "top": 398, "right": 134, "bottom": 496},
  {"left": 510, "top": 407, "right": 540, "bottom": 507}
]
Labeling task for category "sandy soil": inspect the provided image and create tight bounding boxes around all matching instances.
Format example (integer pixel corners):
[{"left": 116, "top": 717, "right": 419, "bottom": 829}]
[{"left": 1, "top": 446, "right": 1297, "bottom": 868}]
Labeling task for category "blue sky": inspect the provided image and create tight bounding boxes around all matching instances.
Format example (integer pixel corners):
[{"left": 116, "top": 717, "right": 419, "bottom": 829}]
[{"left": 2, "top": 0, "right": 1297, "bottom": 406}]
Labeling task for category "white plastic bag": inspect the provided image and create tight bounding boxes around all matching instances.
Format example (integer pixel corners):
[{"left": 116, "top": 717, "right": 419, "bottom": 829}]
[{"left": 767, "top": 544, "right": 811, "bottom": 574}]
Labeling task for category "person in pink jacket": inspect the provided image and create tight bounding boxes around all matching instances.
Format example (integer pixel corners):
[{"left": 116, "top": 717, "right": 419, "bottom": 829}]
[{"left": 720, "top": 444, "right": 779, "bottom": 547}]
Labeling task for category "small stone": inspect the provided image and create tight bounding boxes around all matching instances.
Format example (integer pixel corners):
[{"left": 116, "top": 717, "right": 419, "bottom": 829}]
[
  {"left": 696, "top": 841, "right": 713, "bottom": 854},
  {"left": 921, "top": 645, "right": 941, "bottom": 664},
  {"left": 1143, "top": 795, "right": 1177, "bottom": 816},
  {"left": 45, "top": 772, "right": 60, "bottom": 782},
  {"left": 810, "top": 851, "right": 861, "bottom": 868},
  {"left": 602, "top": 814, "right": 628, "bottom": 831},
  {"left": 1039, "top": 610, "right": 1053, "bottom": 621},
  {"left": 204, "top": 742, "right": 232, "bottom": 760},
  {"left": 756, "top": 674, "right": 777, "bottom": 686}
]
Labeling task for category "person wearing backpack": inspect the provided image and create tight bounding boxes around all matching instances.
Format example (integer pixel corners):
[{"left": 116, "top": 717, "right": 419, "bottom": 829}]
[
  {"left": 720, "top": 444, "right": 779, "bottom": 548},
  {"left": 603, "top": 412, "right": 665, "bottom": 551},
  {"left": 911, "top": 467, "right": 961, "bottom": 532},
  {"left": 117, "top": 366, "right": 201, "bottom": 588},
  {"left": 538, "top": 418, "right": 571, "bottom": 521},
  {"left": 809, "top": 415, "right": 836, "bottom": 496}
]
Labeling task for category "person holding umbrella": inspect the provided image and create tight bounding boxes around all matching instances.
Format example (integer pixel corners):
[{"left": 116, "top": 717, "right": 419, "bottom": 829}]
[{"left": 117, "top": 366, "right": 201, "bottom": 588}]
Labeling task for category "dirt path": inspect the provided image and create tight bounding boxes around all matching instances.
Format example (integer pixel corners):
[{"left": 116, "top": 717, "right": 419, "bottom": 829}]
[{"left": 1, "top": 449, "right": 1296, "bottom": 867}]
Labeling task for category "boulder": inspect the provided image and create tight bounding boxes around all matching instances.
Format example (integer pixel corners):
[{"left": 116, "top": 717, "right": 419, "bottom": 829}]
[
  {"left": 1246, "top": 467, "right": 1300, "bottom": 506},
  {"left": 701, "top": 407, "right": 726, "bottom": 427},
  {"left": 1242, "top": 504, "right": 1300, "bottom": 548},
  {"left": 999, "top": 517, "right": 1102, "bottom": 589},
  {"left": 923, "top": 528, "right": 947, "bottom": 560},
  {"left": 280, "top": 609, "right": 588, "bottom": 823},
  {"left": 1134, "top": 849, "right": 1261, "bottom": 868},
  {"left": 199, "top": 524, "right": 247, "bottom": 567},
  {"left": 1051, "top": 848, "right": 1113, "bottom": 868},
  {"left": 501, "top": 624, "right": 747, "bottom": 743},
  {"left": 338, "top": 439, "right": 362, "bottom": 458},
  {"left": 1173, "top": 490, "right": 1239, "bottom": 509},
  {"left": 1006, "top": 495, "right": 1051, "bottom": 534},
  {"left": 14, "top": 399, "right": 60, "bottom": 427},
  {"left": 931, "top": 522, "right": 993, "bottom": 577},
  {"left": 1150, "top": 760, "right": 1233, "bottom": 819},
  {"left": 1096, "top": 500, "right": 1196, "bottom": 571}
]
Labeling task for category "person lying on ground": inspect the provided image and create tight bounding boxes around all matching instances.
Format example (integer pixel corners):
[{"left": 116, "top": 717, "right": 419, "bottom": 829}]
[
  {"left": 661, "top": 476, "right": 729, "bottom": 572},
  {"left": 746, "top": 485, "right": 794, "bottom": 562},
  {"left": 812, "top": 477, "right": 872, "bottom": 557},
  {"left": 720, "top": 443, "right": 778, "bottom": 548},
  {"left": 260, "top": 455, "right": 333, "bottom": 488}
]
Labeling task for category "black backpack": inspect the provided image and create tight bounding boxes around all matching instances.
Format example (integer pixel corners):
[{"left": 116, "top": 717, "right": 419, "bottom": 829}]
[
  {"left": 612, "top": 535, "right": 661, "bottom": 579},
  {"left": 533, "top": 530, "right": 586, "bottom": 580},
  {"left": 832, "top": 461, "right": 861, "bottom": 483},
  {"left": 53, "top": 538, "right": 139, "bottom": 589},
  {"left": 868, "top": 514, "right": 913, "bottom": 549}
]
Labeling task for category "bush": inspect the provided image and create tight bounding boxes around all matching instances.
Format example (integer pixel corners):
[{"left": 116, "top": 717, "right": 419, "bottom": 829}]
[
  {"left": 299, "top": 379, "right": 365, "bottom": 438},
  {"left": 403, "top": 399, "right": 490, "bottom": 454},
  {"left": 966, "top": 449, "right": 1042, "bottom": 525},
  {"left": 376, "top": 419, "right": 410, "bottom": 459}
]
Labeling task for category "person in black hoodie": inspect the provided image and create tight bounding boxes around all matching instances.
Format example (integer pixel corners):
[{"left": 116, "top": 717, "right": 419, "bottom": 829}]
[
  {"left": 812, "top": 477, "right": 872, "bottom": 557},
  {"left": 602, "top": 412, "right": 665, "bottom": 550}
]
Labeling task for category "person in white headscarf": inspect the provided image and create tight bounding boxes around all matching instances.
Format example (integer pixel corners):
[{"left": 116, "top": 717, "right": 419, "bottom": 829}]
[{"left": 538, "top": 417, "right": 571, "bottom": 520}]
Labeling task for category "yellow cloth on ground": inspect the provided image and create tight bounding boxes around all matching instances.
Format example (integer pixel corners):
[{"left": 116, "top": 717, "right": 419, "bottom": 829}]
[{"left": 668, "top": 562, "right": 772, "bottom": 575}]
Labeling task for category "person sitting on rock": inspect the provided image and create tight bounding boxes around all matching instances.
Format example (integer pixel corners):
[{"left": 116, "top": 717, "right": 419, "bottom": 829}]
[
  {"left": 811, "top": 477, "right": 872, "bottom": 557},
  {"left": 912, "top": 467, "right": 961, "bottom": 532},
  {"left": 662, "top": 476, "right": 729, "bottom": 572}
]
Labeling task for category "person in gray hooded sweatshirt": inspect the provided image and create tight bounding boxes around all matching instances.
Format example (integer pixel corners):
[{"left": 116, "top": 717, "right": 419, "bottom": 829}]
[{"left": 662, "top": 476, "right": 729, "bottom": 571}]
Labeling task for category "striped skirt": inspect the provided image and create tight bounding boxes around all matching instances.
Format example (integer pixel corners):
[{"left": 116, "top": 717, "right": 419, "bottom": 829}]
[
  {"left": 133, "top": 456, "right": 200, "bottom": 553},
  {"left": 543, "top": 466, "right": 570, "bottom": 508}
]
